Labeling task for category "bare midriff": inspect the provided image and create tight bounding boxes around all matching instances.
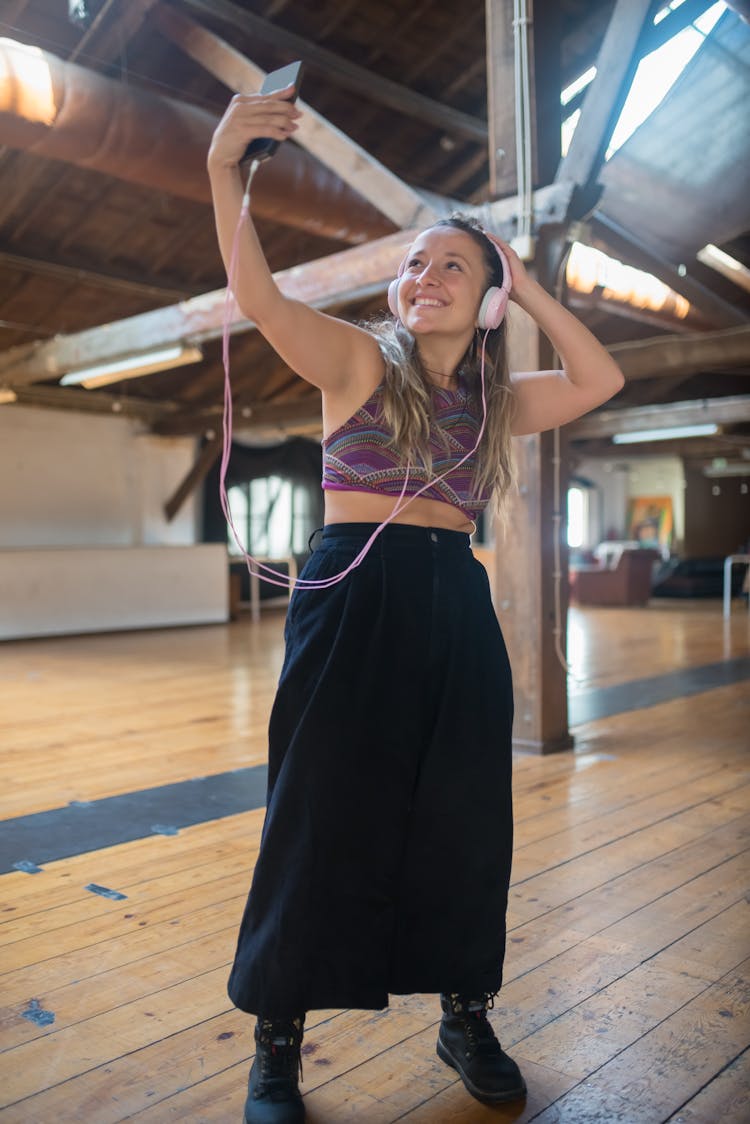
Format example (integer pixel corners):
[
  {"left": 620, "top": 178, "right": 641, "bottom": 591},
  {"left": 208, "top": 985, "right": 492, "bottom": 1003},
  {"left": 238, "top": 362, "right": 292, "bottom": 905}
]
[{"left": 323, "top": 488, "right": 476, "bottom": 534}]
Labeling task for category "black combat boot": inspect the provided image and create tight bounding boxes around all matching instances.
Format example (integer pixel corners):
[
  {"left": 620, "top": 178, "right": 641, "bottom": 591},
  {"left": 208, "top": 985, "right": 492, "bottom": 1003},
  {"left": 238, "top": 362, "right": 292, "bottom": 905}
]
[
  {"left": 437, "top": 993, "right": 526, "bottom": 1104},
  {"left": 244, "top": 1015, "right": 305, "bottom": 1124}
]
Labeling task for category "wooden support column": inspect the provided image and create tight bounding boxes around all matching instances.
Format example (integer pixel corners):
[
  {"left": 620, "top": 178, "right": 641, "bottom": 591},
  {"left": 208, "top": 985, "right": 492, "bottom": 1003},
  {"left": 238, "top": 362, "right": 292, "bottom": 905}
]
[
  {"left": 486, "top": 3, "right": 569, "bottom": 752},
  {"left": 492, "top": 298, "right": 572, "bottom": 755},
  {"left": 485, "top": 0, "right": 518, "bottom": 198},
  {"left": 485, "top": 0, "right": 561, "bottom": 199}
]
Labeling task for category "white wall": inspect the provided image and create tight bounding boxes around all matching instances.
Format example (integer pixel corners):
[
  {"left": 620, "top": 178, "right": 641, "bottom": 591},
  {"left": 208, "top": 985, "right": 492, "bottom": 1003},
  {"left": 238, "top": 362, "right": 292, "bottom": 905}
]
[
  {"left": 574, "top": 455, "right": 685, "bottom": 549},
  {"left": 0, "top": 407, "right": 228, "bottom": 638},
  {"left": 0, "top": 406, "right": 198, "bottom": 547}
]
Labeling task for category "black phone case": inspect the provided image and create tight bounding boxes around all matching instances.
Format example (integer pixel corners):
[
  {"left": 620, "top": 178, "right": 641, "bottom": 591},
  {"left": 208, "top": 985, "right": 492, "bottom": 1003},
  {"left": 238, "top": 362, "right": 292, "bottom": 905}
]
[{"left": 241, "top": 61, "right": 303, "bottom": 164}]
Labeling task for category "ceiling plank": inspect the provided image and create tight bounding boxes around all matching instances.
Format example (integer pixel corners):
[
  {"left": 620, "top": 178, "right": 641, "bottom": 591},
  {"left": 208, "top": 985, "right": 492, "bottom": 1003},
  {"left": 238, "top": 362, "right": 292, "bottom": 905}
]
[
  {"left": 154, "top": 3, "right": 438, "bottom": 229},
  {"left": 555, "top": 0, "right": 654, "bottom": 207},
  {"left": 0, "top": 244, "right": 197, "bottom": 303},
  {"left": 177, "top": 0, "right": 489, "bottom": 143},
  {"left": 607, "top": 325, "right": 750, "bottom": 381},
  {"left": 568, "top": 394, "right": 750, "bottom": 439}
]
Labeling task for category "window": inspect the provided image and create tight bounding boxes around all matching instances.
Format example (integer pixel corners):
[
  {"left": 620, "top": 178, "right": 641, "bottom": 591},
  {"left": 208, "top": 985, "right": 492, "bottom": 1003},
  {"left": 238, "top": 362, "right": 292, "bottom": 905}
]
[
  {"left": 567, "top": 486, "right": 588, "bottom": 549},
  {"left": 227, "top": 476, "right": 310, "bottom": 557}
]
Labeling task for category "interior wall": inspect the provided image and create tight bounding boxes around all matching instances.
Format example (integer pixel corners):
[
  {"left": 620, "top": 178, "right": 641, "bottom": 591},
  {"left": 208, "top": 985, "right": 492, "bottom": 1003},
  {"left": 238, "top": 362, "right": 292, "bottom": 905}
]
[
  {"left": 0, "top": 406, "right": 198, "bottom": 547},
  {"left": 0, "top": 407, "right": 230, "bottom": 639},
  {"left": 683, "top": 464, "right": 750, "bottom": 558},
  {"left": 573, "top": 455, "right": 685, "bottom": 549}
]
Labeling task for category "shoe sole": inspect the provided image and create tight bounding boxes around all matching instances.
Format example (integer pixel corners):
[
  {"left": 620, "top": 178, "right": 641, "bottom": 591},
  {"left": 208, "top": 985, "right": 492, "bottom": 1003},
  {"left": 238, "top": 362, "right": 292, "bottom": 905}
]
[{"left": 436, "top": 1036, "right": 527, "bottom": 1104}]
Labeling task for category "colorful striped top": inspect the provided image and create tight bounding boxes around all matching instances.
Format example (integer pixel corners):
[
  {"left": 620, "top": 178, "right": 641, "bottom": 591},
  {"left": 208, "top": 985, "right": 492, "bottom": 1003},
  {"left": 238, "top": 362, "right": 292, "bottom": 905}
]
[{"left": 321, "top": 376, "right": 492, "bottom": 522}]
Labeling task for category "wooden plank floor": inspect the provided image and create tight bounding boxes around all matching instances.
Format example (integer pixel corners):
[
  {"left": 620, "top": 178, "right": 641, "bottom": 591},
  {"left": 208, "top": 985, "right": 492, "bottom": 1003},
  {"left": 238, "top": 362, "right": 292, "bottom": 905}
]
[{"left": 1, "top": 599, "right": 748, "bottom": 1122}]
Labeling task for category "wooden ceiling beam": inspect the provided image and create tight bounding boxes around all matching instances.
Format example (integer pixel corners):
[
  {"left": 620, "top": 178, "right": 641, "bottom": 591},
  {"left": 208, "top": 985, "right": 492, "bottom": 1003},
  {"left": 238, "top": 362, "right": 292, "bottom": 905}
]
[
  {"left": 0, "top": 184, "right": 574, "bottom": 389},
  {"left": 152, "top": 394, "right": 322, "bottom": 438},
  {"left": 607, "top": 325, "right": 750, "bottom": 382},
  {"left": 5, "top": 383, "right": 179, "bottom": 422},
  {"left": 555, "top": 0, "right": 654, "bottom": 210},
  {"left": 177, "top": 0, "right": 489, "bottom": 144},
  {"left": 561, "top": 0, "right": 716, "bottom": 119},
  {"left": 568, "top": 394, "right": 750, "bottom": 439},
  {"left": 154, "top": 4, "right": 439, "bottom": 229},
  {"left": 69, "top": 0, "right": 160, "bottom": 65},
  {"left": 588, "top": 214, "right": 749, "bottom": 328},
  {"left": 0, "top": 244, "right": 197, "bottom": 303},
  {"left": 566, "top": 292, "right": 707, "bottom": 335},
  {"left": 164, "top": 433, "right": 222, "bottom": 522},
  {"left": 0, "top": 228, "right": 419, "bottom": 386}
]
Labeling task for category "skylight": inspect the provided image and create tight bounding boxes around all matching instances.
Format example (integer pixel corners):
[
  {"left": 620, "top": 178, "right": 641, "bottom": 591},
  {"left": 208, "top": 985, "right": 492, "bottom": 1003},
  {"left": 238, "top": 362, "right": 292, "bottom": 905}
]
[{"left": 560, "top": 2, "right": 728, "bottom": 159}]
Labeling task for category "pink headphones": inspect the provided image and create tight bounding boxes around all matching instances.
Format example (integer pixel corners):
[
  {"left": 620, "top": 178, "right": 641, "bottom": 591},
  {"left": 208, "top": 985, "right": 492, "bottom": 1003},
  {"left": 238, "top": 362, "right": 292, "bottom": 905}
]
[{"left": 387, "top": 228, "right": 512, "bottom": 330}]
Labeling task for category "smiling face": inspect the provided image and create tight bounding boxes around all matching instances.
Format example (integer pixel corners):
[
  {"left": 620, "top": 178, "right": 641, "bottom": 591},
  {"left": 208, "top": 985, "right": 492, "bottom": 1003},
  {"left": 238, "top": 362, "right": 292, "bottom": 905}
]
[{"left": 396, "top": 227, "right": 490, "bottom": 340}]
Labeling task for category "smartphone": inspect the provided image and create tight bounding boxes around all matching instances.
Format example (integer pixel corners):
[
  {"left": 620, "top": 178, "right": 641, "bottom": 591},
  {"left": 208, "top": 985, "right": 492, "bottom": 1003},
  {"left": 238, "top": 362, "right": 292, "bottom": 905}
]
[{"left": 241, "top": 61, "right": 304, "bottom": 164}]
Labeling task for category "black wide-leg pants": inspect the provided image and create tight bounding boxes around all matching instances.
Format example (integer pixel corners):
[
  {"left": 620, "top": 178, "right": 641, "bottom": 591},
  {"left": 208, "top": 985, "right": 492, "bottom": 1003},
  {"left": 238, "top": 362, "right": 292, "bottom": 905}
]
[{"left": 228, "top": 522, "right": 515, "bottom": 1017}]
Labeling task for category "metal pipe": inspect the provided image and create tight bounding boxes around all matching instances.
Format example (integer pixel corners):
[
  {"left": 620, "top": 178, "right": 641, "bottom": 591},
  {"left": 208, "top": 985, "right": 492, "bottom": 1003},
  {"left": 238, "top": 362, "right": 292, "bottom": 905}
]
[{"left": 0, "top": 36, "right": 395, "bottom": 244}]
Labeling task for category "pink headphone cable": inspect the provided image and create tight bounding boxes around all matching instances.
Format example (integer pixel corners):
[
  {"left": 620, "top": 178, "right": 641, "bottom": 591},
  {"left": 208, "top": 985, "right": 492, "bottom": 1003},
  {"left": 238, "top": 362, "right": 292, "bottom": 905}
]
[{"left": 219, "top": 172, "right": 490, "bottom": 592}]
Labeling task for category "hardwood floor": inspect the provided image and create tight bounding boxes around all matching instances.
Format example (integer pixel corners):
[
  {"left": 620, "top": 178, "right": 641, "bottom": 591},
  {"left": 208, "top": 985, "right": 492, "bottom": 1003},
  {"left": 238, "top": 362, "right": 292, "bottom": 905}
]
[{"left": 1, "top": 600, "right": 748, "bottom": 1122}]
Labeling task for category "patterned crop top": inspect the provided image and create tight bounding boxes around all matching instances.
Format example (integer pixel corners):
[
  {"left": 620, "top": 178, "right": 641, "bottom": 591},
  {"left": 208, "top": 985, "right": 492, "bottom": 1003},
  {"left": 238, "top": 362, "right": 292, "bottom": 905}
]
[{"left": 321, "top": 376, "right": 492, "bottom": 522}]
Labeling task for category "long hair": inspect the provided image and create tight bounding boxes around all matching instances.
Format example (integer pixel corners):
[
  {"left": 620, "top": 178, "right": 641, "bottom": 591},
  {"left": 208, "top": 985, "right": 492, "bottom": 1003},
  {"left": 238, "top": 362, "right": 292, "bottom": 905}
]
[{"left": 369, "top": 213, "right": 516, "bottom": 512}]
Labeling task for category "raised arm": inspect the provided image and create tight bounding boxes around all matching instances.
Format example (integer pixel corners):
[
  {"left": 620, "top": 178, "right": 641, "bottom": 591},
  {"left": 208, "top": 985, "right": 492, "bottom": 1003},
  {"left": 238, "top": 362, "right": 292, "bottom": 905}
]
[
  {"left": 207, "top": 88, "right": 382, "bottom": 393},
  {"left": 496, "top": 241, "right": 625, "bottom": 435}
]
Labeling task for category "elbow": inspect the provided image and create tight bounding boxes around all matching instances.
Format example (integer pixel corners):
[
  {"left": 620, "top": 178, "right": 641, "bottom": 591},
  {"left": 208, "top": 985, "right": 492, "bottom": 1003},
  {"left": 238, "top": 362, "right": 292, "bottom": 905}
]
[{"left": 610, "top": 363, "right": 626, "bottom": 397}]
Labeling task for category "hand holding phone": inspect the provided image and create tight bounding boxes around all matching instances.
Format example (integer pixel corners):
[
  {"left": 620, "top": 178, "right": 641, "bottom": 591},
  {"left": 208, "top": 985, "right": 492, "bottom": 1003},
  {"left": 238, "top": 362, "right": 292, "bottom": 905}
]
[{"left": 241, "top": 61, "right": 304, "bottom": 164}]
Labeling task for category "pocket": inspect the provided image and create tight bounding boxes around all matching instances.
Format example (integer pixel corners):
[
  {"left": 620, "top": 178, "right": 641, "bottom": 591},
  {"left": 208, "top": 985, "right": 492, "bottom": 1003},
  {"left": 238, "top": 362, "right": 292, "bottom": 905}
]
[{"left": 286, "top": 546, "right": 352, "bottom": 632}]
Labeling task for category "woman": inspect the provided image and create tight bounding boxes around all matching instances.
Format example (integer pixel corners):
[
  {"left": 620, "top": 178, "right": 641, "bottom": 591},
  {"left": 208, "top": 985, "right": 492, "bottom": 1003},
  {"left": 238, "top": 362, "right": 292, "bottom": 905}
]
[{"left": 208, "top": 85, "right": 624, "bottom": 1124}]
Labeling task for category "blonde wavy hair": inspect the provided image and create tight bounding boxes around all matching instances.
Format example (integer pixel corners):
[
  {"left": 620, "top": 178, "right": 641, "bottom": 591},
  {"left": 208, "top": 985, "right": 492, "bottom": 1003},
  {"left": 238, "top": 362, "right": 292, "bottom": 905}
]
[{"left": 368, "top": 214, "right": 516, "bottom": 512}]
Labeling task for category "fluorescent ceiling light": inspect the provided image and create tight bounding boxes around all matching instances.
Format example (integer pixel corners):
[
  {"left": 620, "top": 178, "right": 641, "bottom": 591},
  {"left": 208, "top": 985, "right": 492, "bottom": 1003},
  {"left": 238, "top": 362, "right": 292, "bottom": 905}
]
[
  {"left": 613, "top": 424, "right": 719, "bottom": 444},
  {"left": 0, "top": 387, "right": 18, "bottom": 404},
  {"left": 697, "top": 244, "right": 750, "bottom": 294},
  {"left": 60, "top": 344, "right": 203, "bottom": 389}
]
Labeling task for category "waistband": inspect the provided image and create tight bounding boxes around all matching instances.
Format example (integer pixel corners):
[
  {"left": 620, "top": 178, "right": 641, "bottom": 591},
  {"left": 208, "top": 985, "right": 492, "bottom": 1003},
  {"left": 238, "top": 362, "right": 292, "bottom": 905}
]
[{"left": 313, "top": 522, "right": 472, "bottom": 553}]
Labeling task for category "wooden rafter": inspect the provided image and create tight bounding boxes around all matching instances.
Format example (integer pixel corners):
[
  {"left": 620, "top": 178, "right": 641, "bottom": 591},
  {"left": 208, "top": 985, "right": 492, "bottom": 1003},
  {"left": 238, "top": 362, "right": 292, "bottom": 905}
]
[
  {"left": 568, "top": 394, "right": 750, "bottom": 439},
  {"left": 561, "top": 0, "right": 716, "bottom": 120},
  {"left": 555, "top": 0, "right": 654, "bottom": 205},
  {"left": 0, "top": 229, "right": 419, "bottom": 386},
  {"left": 177, "top": 0, "right": 489, "bottom": 143},
  {"left": 607, "top": 325, "right": 750, "bottom": 381},
  {"left": 0, "top": 245, "right": 197, "bottom": 303},
  {"left": 164, "top": 433, "right": 222, "bottom": 522},
  {"left": 589, "top": 215, "right": 748, "bottom": 328},
  {"left": 154, "top": 4, "right": 439, "bottom": 229},
  {"left": 0, "top": 182, "right": 574, "bottom": 391},
  {"left": 5, "top": 383, "right": 179, "bottom": 422}
]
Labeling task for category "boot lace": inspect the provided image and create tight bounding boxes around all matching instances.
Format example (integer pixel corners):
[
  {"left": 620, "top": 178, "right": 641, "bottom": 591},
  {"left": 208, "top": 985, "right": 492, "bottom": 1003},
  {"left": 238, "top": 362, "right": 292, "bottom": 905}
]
[
  {"left": 254, "top": 1018, "right": 304, "bottom": 1097},
  {"left": 447, "top": 993, "right": 503, "bottom": 1059}
]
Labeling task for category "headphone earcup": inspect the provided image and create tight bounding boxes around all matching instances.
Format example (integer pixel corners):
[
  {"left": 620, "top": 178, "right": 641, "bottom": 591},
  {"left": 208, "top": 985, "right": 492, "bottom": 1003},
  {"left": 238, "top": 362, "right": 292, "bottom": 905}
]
[
  {"left": 477, "top": 286, "right": 509, "bottom": 330},
  {"left": 387, "top": 276, "right": 401, "bottom": 318}
]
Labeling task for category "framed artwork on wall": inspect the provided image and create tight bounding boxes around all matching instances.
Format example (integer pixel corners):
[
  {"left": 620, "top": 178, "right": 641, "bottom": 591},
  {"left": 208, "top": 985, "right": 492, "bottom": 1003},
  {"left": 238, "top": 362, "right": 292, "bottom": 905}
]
[{"left": 627, "top": 496, "right": 674, "bottom": 549}]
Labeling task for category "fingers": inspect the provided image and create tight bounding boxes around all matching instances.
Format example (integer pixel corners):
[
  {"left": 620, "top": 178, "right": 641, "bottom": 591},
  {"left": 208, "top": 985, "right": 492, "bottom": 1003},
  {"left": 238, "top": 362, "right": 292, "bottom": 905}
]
[{"left": 209, "top": 89, "right": 301, "bottom": 167}]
